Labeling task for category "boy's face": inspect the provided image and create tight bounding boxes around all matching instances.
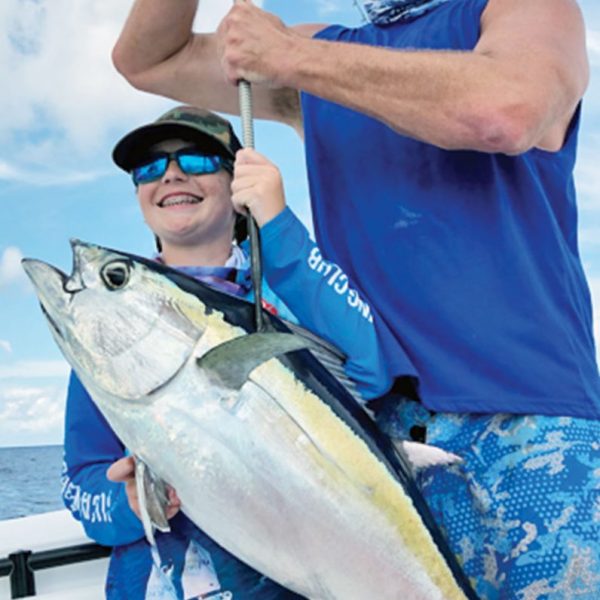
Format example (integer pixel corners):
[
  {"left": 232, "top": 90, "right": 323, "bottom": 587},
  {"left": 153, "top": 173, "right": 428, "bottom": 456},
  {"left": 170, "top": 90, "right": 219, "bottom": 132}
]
[{"left": 135, "top": 138, "right": 235, "bottom": 251}]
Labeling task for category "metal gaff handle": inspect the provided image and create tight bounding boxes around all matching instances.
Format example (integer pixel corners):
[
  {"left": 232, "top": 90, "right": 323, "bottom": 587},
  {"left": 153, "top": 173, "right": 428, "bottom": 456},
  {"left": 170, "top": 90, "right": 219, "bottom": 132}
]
[{"left": 238, "top": 80, "right": 265, "bottom": 332}]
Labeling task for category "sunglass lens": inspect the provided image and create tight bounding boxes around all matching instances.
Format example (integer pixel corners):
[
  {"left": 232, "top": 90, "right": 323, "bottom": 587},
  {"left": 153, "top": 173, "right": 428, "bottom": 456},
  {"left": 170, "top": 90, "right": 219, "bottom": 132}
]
[
  {"left": 132, "top": 157, "right": 168, "bottom": 184},
  {"left": 178, "top": 154, "right": 222, "bottom": 175}
]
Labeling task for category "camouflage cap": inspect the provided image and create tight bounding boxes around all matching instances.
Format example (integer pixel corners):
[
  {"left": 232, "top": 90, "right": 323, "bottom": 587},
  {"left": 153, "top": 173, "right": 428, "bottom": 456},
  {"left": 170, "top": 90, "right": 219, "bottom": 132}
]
[{"left": 112, "top": 105, "right": 242, "bottom": 172}]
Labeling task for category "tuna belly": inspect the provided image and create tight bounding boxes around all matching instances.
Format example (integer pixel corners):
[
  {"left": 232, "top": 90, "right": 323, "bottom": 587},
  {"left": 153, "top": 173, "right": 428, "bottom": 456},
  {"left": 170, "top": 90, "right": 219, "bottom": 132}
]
[{"left": 160, "top": 373, "right": 452, "bottom": 600}]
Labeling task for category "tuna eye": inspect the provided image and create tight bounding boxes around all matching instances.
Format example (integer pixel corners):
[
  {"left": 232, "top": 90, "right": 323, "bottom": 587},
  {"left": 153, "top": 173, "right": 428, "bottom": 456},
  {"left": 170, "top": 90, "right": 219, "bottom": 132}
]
[{"left": 101, "top": 261, "right": 130, "bottom": 290}]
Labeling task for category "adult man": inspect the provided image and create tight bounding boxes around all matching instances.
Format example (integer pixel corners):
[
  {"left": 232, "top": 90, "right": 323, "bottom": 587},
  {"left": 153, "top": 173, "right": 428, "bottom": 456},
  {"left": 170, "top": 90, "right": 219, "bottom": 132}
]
[{"left": 113, "top": 1, "right": 600, "bottom": 597}]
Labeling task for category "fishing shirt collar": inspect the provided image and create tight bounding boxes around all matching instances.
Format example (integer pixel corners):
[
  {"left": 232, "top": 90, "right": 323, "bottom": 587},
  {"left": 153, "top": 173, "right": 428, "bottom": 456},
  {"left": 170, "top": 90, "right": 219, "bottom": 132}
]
[
  {"left": 155, "top": 244, "right": 254, "bottom": 297},
  {"left": 359, "top": 0, "right": 451, "bottom": 25}
]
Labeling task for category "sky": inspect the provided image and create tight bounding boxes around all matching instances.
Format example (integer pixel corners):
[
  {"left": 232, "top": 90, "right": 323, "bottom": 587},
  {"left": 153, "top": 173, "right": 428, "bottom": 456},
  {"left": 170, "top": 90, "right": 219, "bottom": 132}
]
[{"left": 0, "top": 0, "right": 599, "bottom": 447}]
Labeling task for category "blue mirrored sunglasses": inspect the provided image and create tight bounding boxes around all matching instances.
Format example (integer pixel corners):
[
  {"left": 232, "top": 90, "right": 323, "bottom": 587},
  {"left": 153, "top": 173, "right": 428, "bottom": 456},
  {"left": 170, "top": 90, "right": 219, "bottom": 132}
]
[{"left": 131, "top": 150, "right": 231, "bottom": 185}]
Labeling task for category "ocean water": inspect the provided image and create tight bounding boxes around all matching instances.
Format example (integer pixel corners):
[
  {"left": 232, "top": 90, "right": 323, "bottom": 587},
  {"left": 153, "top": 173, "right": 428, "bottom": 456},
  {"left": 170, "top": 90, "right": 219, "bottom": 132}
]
[{"left": 0, "top": 445, "right": 64, "bottom": 521}]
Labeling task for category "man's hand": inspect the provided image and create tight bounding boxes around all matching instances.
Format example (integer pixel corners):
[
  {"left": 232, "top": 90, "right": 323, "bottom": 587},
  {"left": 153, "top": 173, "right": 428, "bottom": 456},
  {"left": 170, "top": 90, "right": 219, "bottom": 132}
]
[
  {"left": 107, "top": 456, "right": 181, "bottom": 521},
  {"left": 231, "top": 148, "right": 286, "bottom": 227},
  {"left": 217, "top": 0, "right": 298, "bottom": 86}
]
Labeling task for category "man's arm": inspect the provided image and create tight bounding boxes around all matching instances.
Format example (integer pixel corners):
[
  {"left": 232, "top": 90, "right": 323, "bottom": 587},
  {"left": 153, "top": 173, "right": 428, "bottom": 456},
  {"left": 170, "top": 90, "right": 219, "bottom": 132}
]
[
  {"left": 217, "top": 0, "right": 588, "bottom": 154},
  {"left": 114, "top": 0, "right": 588, "bottom": 154},
  {"left": 112, "top": 0, "right": 321, "bottom": 132}
]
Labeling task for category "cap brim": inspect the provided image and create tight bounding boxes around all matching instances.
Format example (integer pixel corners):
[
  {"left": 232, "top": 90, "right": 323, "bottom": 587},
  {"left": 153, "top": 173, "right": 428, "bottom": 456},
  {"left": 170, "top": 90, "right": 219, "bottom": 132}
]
[{"left": 112, "top": 121, "right": 236, "bottom": 172}]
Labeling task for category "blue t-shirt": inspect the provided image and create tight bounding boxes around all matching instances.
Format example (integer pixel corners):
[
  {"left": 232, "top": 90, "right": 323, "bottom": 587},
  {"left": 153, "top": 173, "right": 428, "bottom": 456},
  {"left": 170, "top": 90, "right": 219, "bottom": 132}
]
[{"left": 301, "top": 0, "right": 600, "bottom": 418}]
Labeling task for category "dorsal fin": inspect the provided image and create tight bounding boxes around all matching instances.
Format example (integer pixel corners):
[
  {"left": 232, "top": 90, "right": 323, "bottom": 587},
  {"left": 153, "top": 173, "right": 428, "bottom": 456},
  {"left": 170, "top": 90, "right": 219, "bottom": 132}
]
[{"left": 282, "top": 319, "right": 363, "bottom": 406}]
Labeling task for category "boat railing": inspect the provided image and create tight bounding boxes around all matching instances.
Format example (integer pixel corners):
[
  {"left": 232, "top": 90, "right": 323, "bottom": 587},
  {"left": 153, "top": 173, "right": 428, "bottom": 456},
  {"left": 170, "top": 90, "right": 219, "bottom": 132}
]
[
  {"left": 0, "top": 543, "right": 110, "bottom": 599},
  {"left": 0, "top": 510, "right": 109, "bottom": 599}
]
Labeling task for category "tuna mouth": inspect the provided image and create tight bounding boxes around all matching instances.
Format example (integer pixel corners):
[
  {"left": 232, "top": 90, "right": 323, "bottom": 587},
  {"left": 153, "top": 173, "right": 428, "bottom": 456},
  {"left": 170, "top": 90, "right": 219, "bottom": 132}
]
[
  {"left": 21, "top": 258, "right": 70, "bottom": 342},
  {"left": 158, "top": 194, "right": 203, "bottom": 208},
  {"left": 40, "top": 303, "right": 64, "bottom": 340}
]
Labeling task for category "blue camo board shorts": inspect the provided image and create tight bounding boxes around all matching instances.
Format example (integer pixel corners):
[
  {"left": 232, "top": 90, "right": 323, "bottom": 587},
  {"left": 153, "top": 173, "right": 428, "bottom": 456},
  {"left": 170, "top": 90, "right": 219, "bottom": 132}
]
[{"left": 377, "top": 401, "right": 600, "bottom": 600}]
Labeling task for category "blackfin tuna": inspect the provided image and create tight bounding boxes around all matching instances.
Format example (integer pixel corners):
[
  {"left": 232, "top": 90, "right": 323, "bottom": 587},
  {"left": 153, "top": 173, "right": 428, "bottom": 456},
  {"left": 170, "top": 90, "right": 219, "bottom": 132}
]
[{"left": 22, "top": 240, "right": 476, "bottom": 600}]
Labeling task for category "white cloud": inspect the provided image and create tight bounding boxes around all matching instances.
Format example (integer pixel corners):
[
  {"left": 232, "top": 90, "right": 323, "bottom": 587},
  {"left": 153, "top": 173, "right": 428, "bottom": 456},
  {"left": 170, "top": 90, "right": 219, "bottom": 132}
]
[
  {"left": 0, "top": 340, "right": 12, "bottom": 354},
  {"left": 0, "top": 0, "right": 263, "bottom": 167},
  {"left": 580, "top": 227, "right": 600, "bottom": 246},
  {"left": 0, "top": 161, "right": 21, "bottom": 180},
  {"left": 317, "top": 0, "right": 346, "bottom": 17},
  {"left": 193, "top": 0, "right": 263, "bottom": 32},
  {"left": 0, "top": 360, "right": 70, "bottom": 380},
  {"left": 0, "top": 382, "right": 66, "bottom": 445},
  {"left": 588, "top": 29, "right": 600, "bottom": 64},
  {"left": 0, "top": 359, "right": 70, "bottom": 446},
  {"left": 575, "top": 134, "right": 600, "bottom": 211},
  {"left": 0, "top": 159, "right": 109, "bottom": 187},
  {"left": 0, "top": 246, "right": 27, "bottom": 288}
]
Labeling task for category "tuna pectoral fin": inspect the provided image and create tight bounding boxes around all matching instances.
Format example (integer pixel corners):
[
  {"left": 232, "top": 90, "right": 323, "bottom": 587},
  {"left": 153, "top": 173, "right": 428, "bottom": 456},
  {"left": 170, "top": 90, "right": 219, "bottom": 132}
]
[
  {"left": 135, "top": 457, "right": 171, "bottom": 546},
  {"left": 197, "top": 332, "right": 310, "bottom": 390},
  {"left": 396, "top": 440, "right": 462, "bottom": 471}
]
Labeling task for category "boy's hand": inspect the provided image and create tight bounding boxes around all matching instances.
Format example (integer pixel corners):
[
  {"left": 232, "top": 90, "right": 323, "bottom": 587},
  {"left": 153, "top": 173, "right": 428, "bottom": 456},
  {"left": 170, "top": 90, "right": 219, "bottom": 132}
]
[
  {"left": 232, "top": 148, "right": 286, "bottom": 227},
  {"left": 107, "top": 456, "right": 181, "bottom": 522}
]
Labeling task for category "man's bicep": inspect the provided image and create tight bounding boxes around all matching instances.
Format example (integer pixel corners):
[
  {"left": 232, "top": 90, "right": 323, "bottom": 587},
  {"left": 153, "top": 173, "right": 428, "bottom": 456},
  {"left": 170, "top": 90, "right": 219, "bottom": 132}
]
[
  {"left": 118, "top": 31, "right": 302, "bottom": 127},
  {"left": 119, "top": 33, "right": 242, "bottom": 115}
]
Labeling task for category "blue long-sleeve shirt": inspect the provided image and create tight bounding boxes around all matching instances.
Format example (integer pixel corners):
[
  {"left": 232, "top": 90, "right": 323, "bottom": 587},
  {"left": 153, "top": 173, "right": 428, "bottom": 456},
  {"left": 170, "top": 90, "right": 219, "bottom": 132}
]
[
  {"left": 261, "top": 207, "right": 402, "bottom": 400},
  {"left": 62, "top": 208, "right": 401, "bottom": 597}
]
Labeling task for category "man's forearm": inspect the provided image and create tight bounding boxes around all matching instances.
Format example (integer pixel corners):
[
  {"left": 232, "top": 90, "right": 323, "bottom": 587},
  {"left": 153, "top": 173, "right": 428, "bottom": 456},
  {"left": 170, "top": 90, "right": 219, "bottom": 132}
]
[
  {"left": 280, "top": 39, "right": 507, "bottom": 151},
  {"left": 219, "top": 0, "right": 586, "bottom": 154},
  {"left": 274, "top": 35, "right": 576, "bottom": 155}
]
